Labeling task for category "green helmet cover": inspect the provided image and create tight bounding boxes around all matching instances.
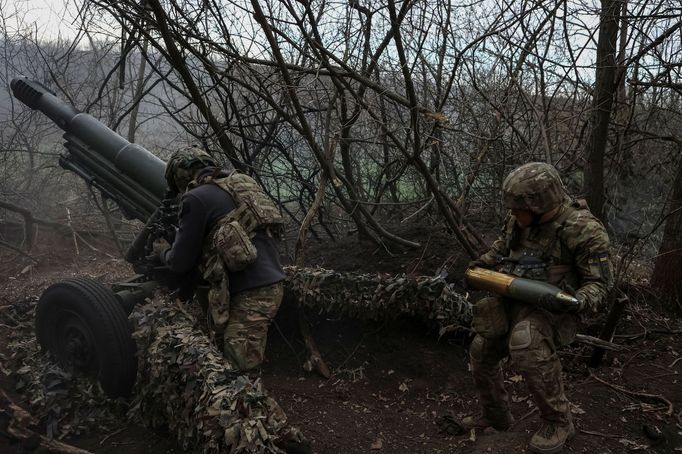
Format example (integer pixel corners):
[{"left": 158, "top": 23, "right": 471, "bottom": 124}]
[
  {"left": 502, "top": 162, "right": 567, "bottom": 214},
  {"left": 165, "top": 146, "right": 217, "bottom": 193}
]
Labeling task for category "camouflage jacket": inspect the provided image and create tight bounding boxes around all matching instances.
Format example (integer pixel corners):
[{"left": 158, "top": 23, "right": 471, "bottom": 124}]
[{"left": 478, "top": 200, "right": 613, "bottom": 313}]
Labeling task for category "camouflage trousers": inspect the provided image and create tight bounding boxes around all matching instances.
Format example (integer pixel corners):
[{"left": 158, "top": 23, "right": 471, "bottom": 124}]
[
  {"left": 216, "top": 282, "right": 283, "bottom": 371},
  {"left": 469, "top": 302, "right": 575, "bottom": 425}
]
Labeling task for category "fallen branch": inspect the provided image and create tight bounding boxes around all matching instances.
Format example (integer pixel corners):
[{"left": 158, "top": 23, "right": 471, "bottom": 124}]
[
  {"left": 589, "top": 372, "right": 674, "bottom": 416},
  {"left": 297, "top": 304, "right": 331, "bottom": 379},
  {"left": 575, "top": 334, "right": 626, "bottom": 351},
  {"left": 0, "top": 388, "right": 93, "bottom": 454},
  {"left": 0, "top": 240, "right": 37, "bottom": 262},
  {"left": 0, "top": 201, "right": 70, "bottom": 251},
  {"left": 589, "top": 293, "right": 628, "bottom": 367},
  {"left": 579, "top": 428, "right": 621, "bottom": 439},
  {"left": 72, "top": 231, "right": 116, "bottom": 259},
  {"left": 511, "top": 407, "right": 538, "bottom": 428},
  {"left": 37, "top": 437, "right": 93, "bottom": 454},
  {"left": 99, "top": 427, "right": 126, "bottom": 445},
  {"left": 400, "top": 196, "right": 433, "bottom": 224}
]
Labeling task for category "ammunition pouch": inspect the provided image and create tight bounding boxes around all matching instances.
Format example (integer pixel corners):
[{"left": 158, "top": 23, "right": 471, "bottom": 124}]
[
  {"left": 213, "top": 219, "right": 258, "bottom": 272},
  {"left": 472, "top": 296, "right": 509, "bottom": 339},
  {"left": 501, "top": 254, "right": 548, "bottom": 280},
  {"left": 202, "top": 172, "right": 284, "bottom": 272}
]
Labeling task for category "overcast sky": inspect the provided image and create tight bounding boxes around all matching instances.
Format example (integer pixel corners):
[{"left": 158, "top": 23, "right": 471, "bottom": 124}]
[{"left": 9, "top": 0, "right": 90, "bottom": 42}]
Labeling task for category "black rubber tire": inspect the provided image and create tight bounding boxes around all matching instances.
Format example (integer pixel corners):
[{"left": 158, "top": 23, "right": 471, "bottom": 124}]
[{"left": 35, "top": 278, "right": 137, "bottom": 398}]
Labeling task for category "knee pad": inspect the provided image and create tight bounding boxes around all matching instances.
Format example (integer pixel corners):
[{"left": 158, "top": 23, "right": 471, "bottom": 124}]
[
  {"left": 509, "top": 320, "right": 533, "bottom": 351},
  {"left": 469, "top": 335, "right": 486, "bottom": 363},
  {"left": 472, "top": 296, "right": 509, "bottom": 339},
  {"left": 508, "top": 320, "right": 553, "bottom": 368},
  {"left": 469, "top": 334, "right": 507, "bottom": 367}
]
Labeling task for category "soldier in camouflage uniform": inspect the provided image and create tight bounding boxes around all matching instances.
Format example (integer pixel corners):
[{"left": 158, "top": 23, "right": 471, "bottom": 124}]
[
  {"left": 154, "top": 146, "right": 286, "bottom": 372},
  {"left": 462, "top": 162, "right": 612, "bottom": 454}
]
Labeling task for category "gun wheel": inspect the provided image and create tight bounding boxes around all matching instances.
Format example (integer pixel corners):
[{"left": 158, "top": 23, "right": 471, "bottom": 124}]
[{"left": 35, "top": 278, "right": 137, "bottom": 398}]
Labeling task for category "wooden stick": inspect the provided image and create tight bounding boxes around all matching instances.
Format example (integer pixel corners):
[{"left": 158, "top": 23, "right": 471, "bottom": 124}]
[
  {"left": 0, "top": 389, "right": 93, "bottom": 454},
  {"left": 511, "top": 407, "right": 538, "bottom": 428},
  {"left": 100, "top": 197, "right": 125, "bottom": 257},
  {"left": 0, "top": 240, "right": 37, "bottom": 262},
  {"left": 41, "top": 439, "right": 94, "bottom": 454},
  {"left": 99, "top": 427, "right": 126, "bottom": 445},
  {"left": 297, "top": 304, "right": 330, "bottom": 379},
  {"left": 575, "top": 333, "right": 626, "bottom": 351},
  {"left": 65, "top": 208, "right": 79, "bottom": 255},
  {"left": 291, "top": 128, "right": 335, "bottom": 379},
  {"left": 589, "top": 372, "right": 674, "bottom": 416},
  {"left": 579, "top": 428, "right": 621, "bottom": 439},
  {"left": 589, "top": 293, "right": 629, "bottom": 367},
  {"left": 0, "top": 201, "right": 71, "bottom": 236}
]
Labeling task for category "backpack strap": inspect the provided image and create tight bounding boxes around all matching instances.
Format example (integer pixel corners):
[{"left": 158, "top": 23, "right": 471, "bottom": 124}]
[
  {"left": 544, "top": 203, "right": 575, "bottom": 261},
  {"left": 201, "top": 171, "right": 284, "bottom": 238},
  {"left": 546, "top": 200, "right": 593, "bottom": 288}
]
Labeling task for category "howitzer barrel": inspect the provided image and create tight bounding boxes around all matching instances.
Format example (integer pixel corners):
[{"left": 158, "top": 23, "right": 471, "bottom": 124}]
[
  {"left": 10, "top": 78, "right": 167, "bottom": 207},
  {"left": 465, "top": 267, "right": 580, "bottom": 308}
]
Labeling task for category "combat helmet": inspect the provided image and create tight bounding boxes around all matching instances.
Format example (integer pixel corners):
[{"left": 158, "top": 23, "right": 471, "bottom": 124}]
[
  {"left": 165, "top": 146, "right": 217, "bottom": 193},
  {"left": 502, "top": 162, "right": 567, "bottom": 213}
]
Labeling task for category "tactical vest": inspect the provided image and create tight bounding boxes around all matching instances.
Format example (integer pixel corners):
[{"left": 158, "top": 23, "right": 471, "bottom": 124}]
[
  {"left": 499, "top": 200, "right": 588, "bottom": 291},
  {"left": 196, "top": 171, "right": 284, "bottom": 273}
]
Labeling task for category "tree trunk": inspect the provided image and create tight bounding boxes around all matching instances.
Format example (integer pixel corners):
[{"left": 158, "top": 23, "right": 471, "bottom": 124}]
[
  {"left": 651, "top": 154, "right": 682, "bottom": 312},
  {"left": 583, "top": 0, "right": 623, "bottom": 222},
  {"left": 127, "top": 38, "right": 149, "bottom": 143}
]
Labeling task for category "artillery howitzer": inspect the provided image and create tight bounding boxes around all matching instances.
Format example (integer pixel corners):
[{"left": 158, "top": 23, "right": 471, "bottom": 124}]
[
  {"left": 10, "top": 78, "right": 189, "bottom": 397},
  {"left": 10, "top": 78, "right": 477, "bottom": 402}
]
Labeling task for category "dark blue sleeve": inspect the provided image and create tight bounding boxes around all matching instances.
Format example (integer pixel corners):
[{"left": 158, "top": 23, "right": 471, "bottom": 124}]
[{"left": 161, "top": 193, "right": 208, "bottom": 273}]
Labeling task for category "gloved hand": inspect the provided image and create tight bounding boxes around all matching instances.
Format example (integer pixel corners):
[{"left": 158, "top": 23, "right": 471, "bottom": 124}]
[
  {"left": 151, "top": 238, "right": 171, "bottom": 261},
  {"left": 573, "top": 292, "right": 586, "bottom": 313},
  {"left": 537, "top": 293, "right": 583, "bottom": 313}
]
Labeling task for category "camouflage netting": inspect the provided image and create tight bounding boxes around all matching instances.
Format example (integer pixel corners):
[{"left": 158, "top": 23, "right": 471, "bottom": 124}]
[
  {"left": 123, "top": 268, "right": 469, "bottom": 451},
  {"left": 128, "top": 294, "right": 302, "bottom": 454},
  {"left": 284, "top": 266, "right": 473, "bottom": 333},
  {"left": 2, "top": 267, "right": 468, "bottom": 448},
  {"left": 5, "top": 297, "right": 125, "bottom": 439}
]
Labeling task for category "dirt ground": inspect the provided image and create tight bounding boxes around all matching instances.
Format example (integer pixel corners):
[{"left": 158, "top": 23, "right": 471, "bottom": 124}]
[{"left": 1, "top": 223, "right": 681, "bottom": 453}]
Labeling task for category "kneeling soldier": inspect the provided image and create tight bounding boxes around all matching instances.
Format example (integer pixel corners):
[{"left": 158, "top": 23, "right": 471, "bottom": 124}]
[
  {"left": 155, "top": 146, "right": 285, "bottom": 372},
  {"left": 463, "top": 162, "right": 612, "bottom": 453}
]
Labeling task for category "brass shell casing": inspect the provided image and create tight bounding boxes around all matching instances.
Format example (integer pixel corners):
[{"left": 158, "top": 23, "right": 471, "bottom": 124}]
[{"left": 465, "top": 267, "right": 515, "bottom": 295}]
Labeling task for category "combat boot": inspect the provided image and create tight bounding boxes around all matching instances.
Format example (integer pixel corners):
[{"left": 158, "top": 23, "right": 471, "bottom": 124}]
[
  {"left": 461, "top": 410, "right": 514, "bottom": 431},
  {"left": 528, "top": 420, "right": 575, "bottom": 453}
]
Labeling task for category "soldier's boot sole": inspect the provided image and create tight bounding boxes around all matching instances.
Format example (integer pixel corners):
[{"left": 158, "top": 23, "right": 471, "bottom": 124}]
[{"left": 528, "top": 422, "right": 576, "bottom": 454}]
